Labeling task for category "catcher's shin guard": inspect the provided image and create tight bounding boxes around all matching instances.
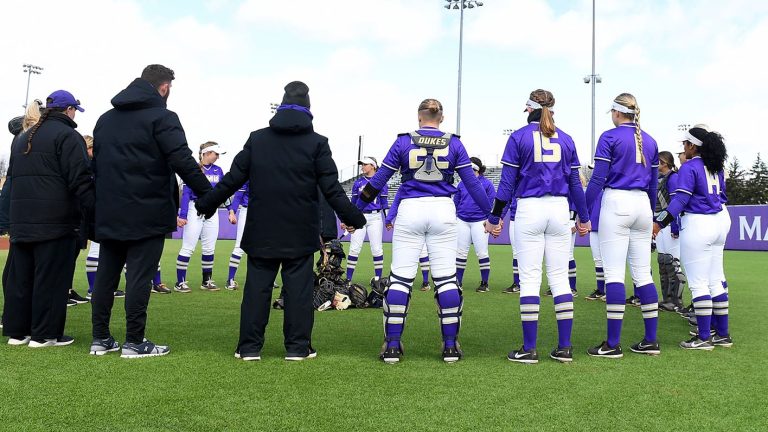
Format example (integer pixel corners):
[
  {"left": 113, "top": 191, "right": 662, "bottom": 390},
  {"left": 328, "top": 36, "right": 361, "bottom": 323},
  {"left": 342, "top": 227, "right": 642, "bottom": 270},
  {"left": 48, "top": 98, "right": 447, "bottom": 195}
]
[
  {"left": 383, "top": 273, "right": 412, "bottom": 347},
  {"left": 433, "top": 274, "right": 462, "bottom": 346},
  {"left": 657, "top": 253, "right": 672, "bottom": 303}
]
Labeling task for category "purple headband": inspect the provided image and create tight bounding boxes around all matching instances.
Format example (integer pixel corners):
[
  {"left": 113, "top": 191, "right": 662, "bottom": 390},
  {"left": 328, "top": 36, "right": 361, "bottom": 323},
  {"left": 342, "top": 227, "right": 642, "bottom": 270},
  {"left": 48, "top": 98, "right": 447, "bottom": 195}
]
[{"left": 277, "top": 104, "right": 313, "bottom": 119}]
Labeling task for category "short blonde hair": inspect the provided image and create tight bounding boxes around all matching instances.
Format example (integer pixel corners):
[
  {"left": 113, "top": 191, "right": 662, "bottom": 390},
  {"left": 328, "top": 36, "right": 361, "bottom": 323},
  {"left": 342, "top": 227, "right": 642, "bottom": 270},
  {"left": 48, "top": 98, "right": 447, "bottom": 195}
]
[{"left": 22, "top": 100, "right": 42, "bottom": 132}]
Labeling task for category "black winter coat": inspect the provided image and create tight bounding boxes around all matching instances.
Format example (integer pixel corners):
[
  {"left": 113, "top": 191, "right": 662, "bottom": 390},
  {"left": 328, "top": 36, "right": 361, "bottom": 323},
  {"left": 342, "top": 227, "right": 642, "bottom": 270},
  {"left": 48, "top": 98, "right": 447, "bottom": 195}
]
[
  {"left": 93, "top": 78, "right": 211, "bottom": 241},
  {"left": 195, "top": 109, "right": 366, "bottom": 259},
  {"left": 8, "top": 112, "right": 94, "bottom": 243}
]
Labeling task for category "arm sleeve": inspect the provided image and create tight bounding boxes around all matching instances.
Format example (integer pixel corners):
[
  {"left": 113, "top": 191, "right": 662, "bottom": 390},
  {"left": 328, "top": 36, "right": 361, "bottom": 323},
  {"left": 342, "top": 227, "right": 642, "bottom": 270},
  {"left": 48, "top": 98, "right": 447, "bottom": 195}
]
[
  {"left": 315, "top": 140, "right": 367, "bottom": 228},
  {"left": 585, "top": 158, "right": 609, "bottom": 211},
  {"left": 495, "top": 134, "right": 520, "bottom": 205},
  {"left": 229, "top": 190, "right": 243, "bottom": 212},
  {"left": 647, "top": 166, "right": 658, "bottom": 212},
  {"left": 662, "top": 193, "right": 691, "bottom": 226},
  {"left": 178, "top": 185, "right": 192, "bottom": 218},
  {"left": 568, "top": 168, "right": 589, "bottom": 222},
  {"left": 350, "top": 178, "right": 360, "bottom": 206},
  {"left": 379, "top": 184, "right": 389, "bottom": 209},
  {"left": 456, "top": 165, "right": 491, "bottom": 216},
  {"left": 385, "top": 190, "right": 402, "bottom": 225},
  {"left": 453, "top": 183, "right": 462, "bottom": 207},
  {"left": 490, "top": 164, "right": 519, "bottom": 224},
  {"left": 194, "top": 144, "right": 250, "bottom": 215},
  {"left": 155, "top": 112, "right": 212, "bottom": 197}
]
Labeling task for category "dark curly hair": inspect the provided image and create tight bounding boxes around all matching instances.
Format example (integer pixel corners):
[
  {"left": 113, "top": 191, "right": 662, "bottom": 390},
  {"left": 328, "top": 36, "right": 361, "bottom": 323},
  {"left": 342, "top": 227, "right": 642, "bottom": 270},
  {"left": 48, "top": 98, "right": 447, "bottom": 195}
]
[
  {"left": 689, "top": 127, "right": 727, "bottom": 174},
  {"left": 470, "top": 156, "right": 485, "bottom": 175}
]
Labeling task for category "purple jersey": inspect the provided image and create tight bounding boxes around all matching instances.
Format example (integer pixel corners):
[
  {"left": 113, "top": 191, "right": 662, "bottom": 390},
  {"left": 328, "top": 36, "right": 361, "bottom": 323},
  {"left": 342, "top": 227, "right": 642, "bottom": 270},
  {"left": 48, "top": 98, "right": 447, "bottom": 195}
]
[
  {"left": 500, "top": 123, "right": 582, "bottom": 198},
  {"left": 671, "top": 156, "right": 724, "bottom": 215},
  {"left": 454, "top": 175, "right": 495, "bottom": 222},
  {"left": 590, "top": 189, "right": 603, "bottom": 232},
  {"left": 179, "top": 163, "right": 223, "bottom": 218},
  {"left": 593, "top": 124, "right": 659, "bottom": 190},
  {"left": 351, "top": 175, "right": 388, "bottom": 212},
  {"left": 367, "top": 127, "right": 490, "bottom": 214},
  {"left": 231, "top": 181, "right": 250, "bottom": 210},
  {"left": 384, "top": 188, "right": 403, "bottom": 225},
  {"left": 502, "top": 197, "right": 518, "bottom": 221}
]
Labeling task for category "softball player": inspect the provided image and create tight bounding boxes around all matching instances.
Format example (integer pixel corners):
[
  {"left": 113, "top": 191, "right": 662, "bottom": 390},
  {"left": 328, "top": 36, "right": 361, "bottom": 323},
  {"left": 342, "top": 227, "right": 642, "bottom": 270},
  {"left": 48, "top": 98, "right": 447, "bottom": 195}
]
[
  {"left": 584, "top": 188, "right": 606, "bottom": 301},
  {"left": 546, "top": 198, "right": 579, "bottom": 297},
  {"left": 454, "top": 157, "right": 495, "bottom": 292},
  {"left": 225, "top": 182, "right": 249, "bottom": 290},
  {"left": 584, "top": 93, "right": 660, "bottom": 358},
  {"left": 175, "top": 142, "right": 225, "bottom": 292},
  {"left": 501, "top": 199, "right": 520, "bottom": 294},
  {"left": 345, "top": 157, "right": 388, "bottom": 283},
  {"left": 385, "top": 189, "right": 431, "bottom": 291},
  {"left": 655, "top": 151, "right": 686, "bottom": 311},
  {"left": 653, "top": 126, "right": 732, "bottom": 349},
  {"left": 356, "top": 98, "right": 491, "bottom": 363},
  {"left": 488, "top": 89, "right": 589, "bottom": 364}
]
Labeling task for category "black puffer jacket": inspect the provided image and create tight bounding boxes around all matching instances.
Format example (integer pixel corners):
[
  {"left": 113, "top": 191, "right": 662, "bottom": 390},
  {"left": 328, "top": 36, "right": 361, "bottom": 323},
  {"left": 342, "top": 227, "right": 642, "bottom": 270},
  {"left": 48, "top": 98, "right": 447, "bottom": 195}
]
[
  {"left": 8, "top": 112, "right": 94, "bottom": 243},
  {"left": 93, "top": 78, "right": 211, "bottom": 241},
  {"left": 195, "top": 109, "right": 366, "bottom": 259}
]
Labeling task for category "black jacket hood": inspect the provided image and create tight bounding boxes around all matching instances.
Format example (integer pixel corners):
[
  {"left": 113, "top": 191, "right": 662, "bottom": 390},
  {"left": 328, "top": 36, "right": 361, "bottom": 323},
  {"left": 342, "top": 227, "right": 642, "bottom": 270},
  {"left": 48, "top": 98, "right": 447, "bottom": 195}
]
[
  {"left": 111, "top": 78, "right": 167, "bottom": 111},
  {"left": 269, "top": 109, "right": 313, "bottom": 135}
]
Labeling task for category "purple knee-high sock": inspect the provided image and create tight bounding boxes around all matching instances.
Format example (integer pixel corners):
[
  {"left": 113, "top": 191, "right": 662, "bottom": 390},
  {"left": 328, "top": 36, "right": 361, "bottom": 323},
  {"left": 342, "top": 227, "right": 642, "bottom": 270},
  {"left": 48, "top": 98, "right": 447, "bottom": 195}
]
[
  {"left": 153, "top": 269, "right": 162, "bottom": 286},
  {"left": 434, "top": 275, "right": 462, "bottom": 347},
  {"left": 513, "top": 259, "right": 520, "bottom": 285},
  {"left": 176, "top": 255, "right": 190, "bottom": 284},
  {"left": 456, "top": 258, "right": 467, "bottom": 286},
  {"left": 479, "top": 257, "right": 490, "bottom": 284},
  {"left": 636, "top": 283, "right": 659, "bottom": 342},
  {"left": 568, "top": 260, "right": 577, "bottom": 291},
  {"left": 553, "top": 294, "right": 574, "bottom": 348},
  {"left": 595, "top": 266, "right": 605, "bottom": 294},
  {"left": 373, "top": 255, "right": 384, "bottom": 279},
  {"left": 520, "top": 296, "right": 540, "bottom": 351},
  {"left": 692, "top": 295, "right": 713, "bottom": 339},
  {"left": 712, "top": 293, "right": 729, "bottom": 336},
  {"left": 346, "top": 255, "right": 358, "bottom": 281},
  {"left": 384, "top": 275, "right": 413, "bottom": 349},
  {"left": 605, "top": 282, "right": 625, "bottom": 348},
  {"left": 419, "top": 257, "right": 430, "bottom": 284}
]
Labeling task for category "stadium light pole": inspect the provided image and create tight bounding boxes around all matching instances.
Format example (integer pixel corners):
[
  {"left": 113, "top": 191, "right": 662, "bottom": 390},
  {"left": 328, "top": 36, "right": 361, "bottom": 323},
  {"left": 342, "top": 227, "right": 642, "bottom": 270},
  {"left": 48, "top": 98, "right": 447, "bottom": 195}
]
[
  {"left": 22, "top": 64, "right": 43, "bottom": 109},
  {"left": 583, "top": 0, "right": 601, "bottom": 161},
  {"left": 445, "top": 0, "right": 483, "bottom": 135}
]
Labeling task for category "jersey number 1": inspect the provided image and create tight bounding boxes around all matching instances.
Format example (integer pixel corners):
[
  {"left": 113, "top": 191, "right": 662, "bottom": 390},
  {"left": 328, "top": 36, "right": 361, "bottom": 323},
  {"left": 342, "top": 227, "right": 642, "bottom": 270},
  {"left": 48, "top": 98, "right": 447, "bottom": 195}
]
[{"left": 533, "top": 132, "right": 561, "bottom": 163}]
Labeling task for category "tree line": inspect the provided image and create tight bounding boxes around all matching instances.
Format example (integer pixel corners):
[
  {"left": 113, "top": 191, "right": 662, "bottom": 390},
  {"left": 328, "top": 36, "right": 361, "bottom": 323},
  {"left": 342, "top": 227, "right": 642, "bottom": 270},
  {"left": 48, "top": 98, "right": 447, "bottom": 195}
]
[{"left": 726, "top": 153, "right": 768, "bottom": 205}]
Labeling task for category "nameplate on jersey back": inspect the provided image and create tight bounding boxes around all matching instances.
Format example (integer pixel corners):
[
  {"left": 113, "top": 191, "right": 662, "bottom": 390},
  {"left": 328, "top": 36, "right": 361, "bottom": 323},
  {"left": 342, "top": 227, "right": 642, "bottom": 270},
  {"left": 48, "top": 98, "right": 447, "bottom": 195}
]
[{"left": 409, "top": 132, "right": 452, "bottom": 149}]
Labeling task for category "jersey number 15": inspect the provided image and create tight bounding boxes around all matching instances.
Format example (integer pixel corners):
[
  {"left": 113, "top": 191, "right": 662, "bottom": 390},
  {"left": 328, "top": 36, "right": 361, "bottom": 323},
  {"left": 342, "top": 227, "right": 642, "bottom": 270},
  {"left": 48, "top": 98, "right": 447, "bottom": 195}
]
[{"left": 533, "top": 132, "right": 561, "bottom": 163}]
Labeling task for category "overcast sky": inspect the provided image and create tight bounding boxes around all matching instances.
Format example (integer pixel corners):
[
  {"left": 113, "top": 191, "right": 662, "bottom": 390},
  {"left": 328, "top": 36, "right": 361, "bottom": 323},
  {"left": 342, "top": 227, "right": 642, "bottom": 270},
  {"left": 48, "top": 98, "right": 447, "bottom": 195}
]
[{"left": 2, "top": 0, "right": 766, "bottom": 178}]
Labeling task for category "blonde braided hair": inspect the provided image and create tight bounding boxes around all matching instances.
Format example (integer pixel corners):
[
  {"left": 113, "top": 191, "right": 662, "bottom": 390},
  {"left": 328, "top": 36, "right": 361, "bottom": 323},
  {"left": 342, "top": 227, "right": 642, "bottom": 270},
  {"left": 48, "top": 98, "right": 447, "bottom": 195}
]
[{"left": 613, "top": 93, "right": 645, "bottom": 166}]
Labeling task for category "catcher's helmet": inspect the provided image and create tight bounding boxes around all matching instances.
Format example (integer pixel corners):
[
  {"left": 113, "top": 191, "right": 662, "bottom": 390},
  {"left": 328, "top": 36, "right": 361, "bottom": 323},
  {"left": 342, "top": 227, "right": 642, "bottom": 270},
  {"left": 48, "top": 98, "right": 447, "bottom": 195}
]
[{"left": 8, "top": 116, "right": 23, "bottom": 136}]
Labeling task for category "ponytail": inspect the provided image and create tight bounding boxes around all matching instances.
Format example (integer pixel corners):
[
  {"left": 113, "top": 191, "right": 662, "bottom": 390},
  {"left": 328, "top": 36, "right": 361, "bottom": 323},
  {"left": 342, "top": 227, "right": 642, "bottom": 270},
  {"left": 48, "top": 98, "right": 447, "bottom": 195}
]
[
  {"left": 540, "top": 106, "right": 555, "bottom": 138},
  {"left": 528, "top": 89, "right": 556, "bottom": 138},
  {"left": 634, "top": 108, "right": 646, "bottom": 167},
  {"left": 693, "top": 128, "right": 727, "bottom": 174},
  {"left": 24, "top": 108, "right": 54, "bottom": 154}
]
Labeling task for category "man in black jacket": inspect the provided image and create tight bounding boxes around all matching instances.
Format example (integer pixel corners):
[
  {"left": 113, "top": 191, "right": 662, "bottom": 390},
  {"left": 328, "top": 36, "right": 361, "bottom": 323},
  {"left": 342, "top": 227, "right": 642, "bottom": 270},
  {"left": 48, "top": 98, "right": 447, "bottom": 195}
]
[
  {"left": 196, "top": 81, "right": 366, "bottom": 361},
  {"left": 90, "top": 64, "right": 211, "bottom": 358},
  {"left": 3, "top": 90, "right": 94, "bottom": 347}
]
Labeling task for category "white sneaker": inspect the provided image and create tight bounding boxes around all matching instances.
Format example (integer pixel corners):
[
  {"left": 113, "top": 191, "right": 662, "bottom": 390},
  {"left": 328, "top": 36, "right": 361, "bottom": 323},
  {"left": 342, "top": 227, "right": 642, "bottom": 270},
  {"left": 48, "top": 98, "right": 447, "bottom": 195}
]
[
  {"left": 28, "top": 335, "right": 75, "bottom": 348},
  {"left": 225, "top": 279, "right": 239, "bottom": 290},
  {"left": 174, "top": 281, "right": 191, "bottom": 293},
  {"left": 8, "top": 336, "right": 31, "bottom": 346}
]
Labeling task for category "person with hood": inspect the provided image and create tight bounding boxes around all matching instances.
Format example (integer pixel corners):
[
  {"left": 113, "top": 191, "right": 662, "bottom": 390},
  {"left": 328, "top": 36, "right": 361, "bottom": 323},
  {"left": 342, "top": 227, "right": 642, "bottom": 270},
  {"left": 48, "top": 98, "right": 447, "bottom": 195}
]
[
  {"left": 195, "top": 81, "right": 366, "bottom": 361},
  {"left": 3, "top": 90, "right": 94, "bottom": 347},
  {"left": 89, "top": 64, "right": 211, "bottom": 358}
]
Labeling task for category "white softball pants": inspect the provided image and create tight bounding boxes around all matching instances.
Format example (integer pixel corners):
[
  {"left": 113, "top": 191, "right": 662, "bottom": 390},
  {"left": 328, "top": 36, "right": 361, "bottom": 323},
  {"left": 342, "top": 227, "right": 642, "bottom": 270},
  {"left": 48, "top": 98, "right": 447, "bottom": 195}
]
[{"left": 598, "top": 189, "right": 654, "bottom": 286}]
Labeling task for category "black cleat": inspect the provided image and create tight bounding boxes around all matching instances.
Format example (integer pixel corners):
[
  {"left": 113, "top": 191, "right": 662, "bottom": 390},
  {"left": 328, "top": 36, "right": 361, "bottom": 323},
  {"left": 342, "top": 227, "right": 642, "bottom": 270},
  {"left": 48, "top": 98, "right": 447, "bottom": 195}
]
[
  {"left": 69, "top": 290, "right": 89, "bottom": 304},
  {"left": 476, "top": 281, "right": 489, "bottom": 293},
  {"left": 503, "top": 283, "right": 520, "bottom": 294},
  {"left": 543, "top": 288, "right": 553, "bottom": 297},
  {"left": 442, "top": 344, "right": 463, "bottom": 363},
  {"left": 585, "top": 289, "right": 606, "bottom": 301},
  {"left": 380, "top": 344, "right": 403, "bottom": 364},
  {"left": 712, "top": 334, "right": 733, "bottom": 348},
  {"left": 626, "top": 295, "right": 641, "bottom": 307},
  {"left": 571, "top": 289, "right": 578, "bottom": 298},
  {"left": 420, "top": 282, "right": 431, "bottom": 292},
  {"left": 507, "top": 346, "right": 539, "bottom": 364},
  {"left": 550, "top": 346, "right": 573, "bottom": 363},
  {"left": 630, "top": 339, "right": 660, "bottom": 356},
  {"left": 587, "top": 341, "right": 623, "bottom": 358}
]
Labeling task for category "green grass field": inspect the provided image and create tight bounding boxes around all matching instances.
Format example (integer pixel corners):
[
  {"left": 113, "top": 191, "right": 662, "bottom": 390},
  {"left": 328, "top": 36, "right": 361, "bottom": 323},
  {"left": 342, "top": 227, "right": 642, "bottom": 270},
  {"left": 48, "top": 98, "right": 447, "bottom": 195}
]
[{"left": 1, "top": 240, "right": 766, "bottom": 431}]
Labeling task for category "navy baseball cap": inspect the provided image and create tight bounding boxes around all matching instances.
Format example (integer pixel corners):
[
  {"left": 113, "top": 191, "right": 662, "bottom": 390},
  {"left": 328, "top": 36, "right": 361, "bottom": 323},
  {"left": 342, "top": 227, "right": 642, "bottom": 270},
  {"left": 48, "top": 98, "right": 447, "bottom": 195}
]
[{"left": 46, "top": 90, "right": 84, "bottom": 112}]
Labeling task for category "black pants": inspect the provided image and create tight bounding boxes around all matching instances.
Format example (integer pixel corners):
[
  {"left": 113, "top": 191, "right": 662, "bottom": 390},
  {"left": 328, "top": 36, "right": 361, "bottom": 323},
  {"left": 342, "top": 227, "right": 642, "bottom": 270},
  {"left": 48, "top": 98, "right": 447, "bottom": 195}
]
[
  {"left": 2, "top": 236, "right": 78, "bottom": 339},
  {"left": 240, "top": 254, "right": 314, "bottom": 356},
  {"left": 91, "top": 235, "right": 164, "bottom": 344}
]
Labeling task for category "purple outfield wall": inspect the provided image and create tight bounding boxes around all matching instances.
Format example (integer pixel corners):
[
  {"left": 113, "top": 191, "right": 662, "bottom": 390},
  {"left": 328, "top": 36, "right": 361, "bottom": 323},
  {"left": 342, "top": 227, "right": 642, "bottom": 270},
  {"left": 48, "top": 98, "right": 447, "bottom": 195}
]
[{"left": 173, "top": 205, "right": 768, "bottom": 252}]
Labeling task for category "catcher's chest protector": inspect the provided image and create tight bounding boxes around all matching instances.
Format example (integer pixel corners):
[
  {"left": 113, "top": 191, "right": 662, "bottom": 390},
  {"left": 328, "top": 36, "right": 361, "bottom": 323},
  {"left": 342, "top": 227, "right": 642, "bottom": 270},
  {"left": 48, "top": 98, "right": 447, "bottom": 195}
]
[{"left": 408, "top": 131, "right": 453, "bottom": 183}]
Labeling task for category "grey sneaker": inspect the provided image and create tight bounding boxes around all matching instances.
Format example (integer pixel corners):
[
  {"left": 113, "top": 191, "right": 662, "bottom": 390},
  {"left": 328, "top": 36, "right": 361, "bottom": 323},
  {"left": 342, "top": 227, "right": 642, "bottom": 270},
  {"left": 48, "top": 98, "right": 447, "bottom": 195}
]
[
  {"left": 679, "top": 336, "right": 714, "bottom": 351},
  {"left": 234, "top": 349, "right": 261, "bottom": 361},
  {"left": 90, "top": 336, "right": 120, "bottom": 356},
  {"left": 120, "top": 339, "right": 170, "bottom": 358},
  {"left": 174, "top": 281, "right": 191, "bottom": 293},
  {"left": 201, "top": 280, "right": 220, "bottom": 291},
  {"left": 712, "top": 334, "right": 733, "bottom": 348},
  {"left": 285, "top": 347, "right": 317, "bottom": 361}
]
